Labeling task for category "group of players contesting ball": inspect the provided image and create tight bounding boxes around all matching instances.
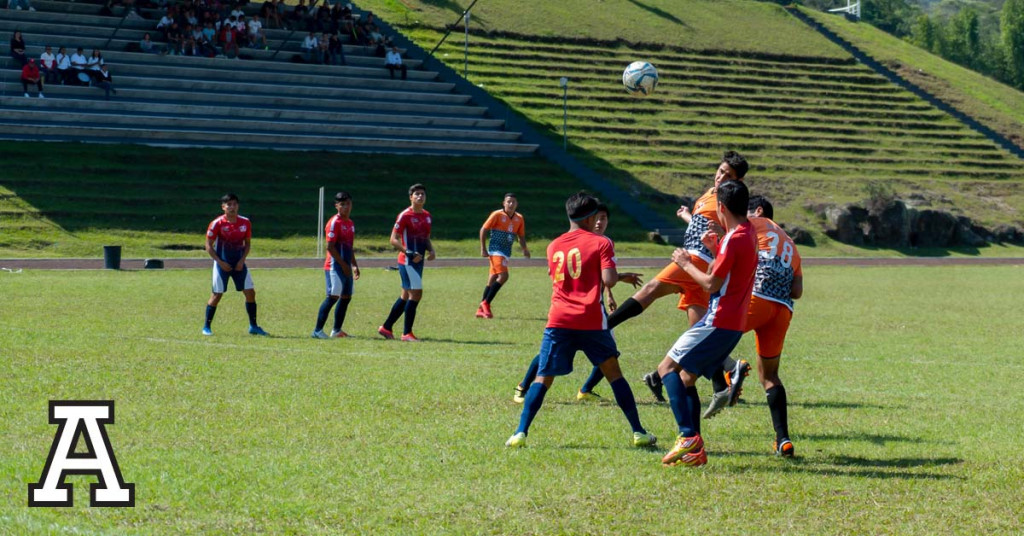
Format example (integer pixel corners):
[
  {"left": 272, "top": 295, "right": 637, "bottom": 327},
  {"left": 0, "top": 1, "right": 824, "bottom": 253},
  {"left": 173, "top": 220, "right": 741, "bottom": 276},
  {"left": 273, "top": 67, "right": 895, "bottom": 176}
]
[{"left": 201, "top": 150, "right": 802, "bottom": 467}]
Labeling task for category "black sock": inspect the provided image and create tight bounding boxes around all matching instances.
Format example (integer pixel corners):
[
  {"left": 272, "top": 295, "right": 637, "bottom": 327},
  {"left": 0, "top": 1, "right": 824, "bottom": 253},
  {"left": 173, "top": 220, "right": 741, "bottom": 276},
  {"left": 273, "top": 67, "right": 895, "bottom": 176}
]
[
  {"left": 333, "top": 297, "right": 351, "bottom": 332},
  {"left": 711, "top": 370, "right": 728, "bottom": 393},
  {"left": 484, "top": 281, "right": 503, "bottom": 304},
  {"left": 245, "top": 302, "right": 257, "bottom": 327},
  {"left": 403, "top": 299, "right": 419, "bottom": 335},
  {"left": 382, "top": 298, "right": 406, "bottom": 331},
  {"left": 607, "top": 297, "right": 643, "bottom": 329},
  {"left": 315, "top": 296, "right": 338, "bottom": 332},
  {"left": 204, "top": 305, "right": 217, "bottom": 328},
  {"left": 722, "top": 356, "right": 738, "bottom": 372},
  {"left": 481, "top": 285, "right": 491, "bottom": 302},
  {"left": 766, "top": 385, "right": 789, "bottom": 441}
]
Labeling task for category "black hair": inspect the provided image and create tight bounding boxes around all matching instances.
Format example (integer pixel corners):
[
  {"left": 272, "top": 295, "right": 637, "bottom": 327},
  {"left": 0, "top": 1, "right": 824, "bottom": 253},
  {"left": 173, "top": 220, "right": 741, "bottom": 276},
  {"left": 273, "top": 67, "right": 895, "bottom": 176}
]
[
  {"left": 504, "top": 192, "right": 516, "bottom": 199},
  {"left": 565, "top": 191, "right": 599, "bottom": 221},
  {"left": 335, "top": 191, "right": 351, "bottom": 202},
  {"left": 716, "top": 180, "right": 749, "bottom": 219},
  {"left": 721, "top": 151, "right": 749, "bottom": 179},
  {"left": 596, "top": 203, "right": 610, "bottom": 216},
  {"left": 220, "top": 193, "right": 239, "bottom": 204},
  {"left": 747, "top": 195, "right": 773, "bottom": 220},
  {"left": 408, "top": 183, "right": 425, "bottom": 196}
]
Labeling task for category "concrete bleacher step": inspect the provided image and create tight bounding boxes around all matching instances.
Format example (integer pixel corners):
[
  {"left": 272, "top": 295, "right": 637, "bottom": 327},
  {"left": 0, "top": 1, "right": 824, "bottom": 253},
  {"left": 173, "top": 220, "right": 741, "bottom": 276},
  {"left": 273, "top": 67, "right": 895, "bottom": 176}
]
[{"left": 0, "top": 7, "right": 154, "bottom": 28}]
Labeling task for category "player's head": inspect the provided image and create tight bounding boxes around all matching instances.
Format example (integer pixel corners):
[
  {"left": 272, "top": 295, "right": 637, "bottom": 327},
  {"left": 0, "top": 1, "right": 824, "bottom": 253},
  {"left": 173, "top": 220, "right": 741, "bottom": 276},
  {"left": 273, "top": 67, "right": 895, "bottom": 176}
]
[
  {"left": 503, "top": 193, "right": 518, "bottom": 214},
  {"left": 747, "top": 195, "right": 773, "bottom": 220},
  {"left": 335, "top": 191, "right": 352, "bottom": 217},
  {"left": 220, "top": 193, "right": 239, "bottom": 215},
  {"left": 408, "top": 183, "right": 426, "bottom": 207},
  {"left": 715, "top": 151, "right": 748, "bottom": 188},
  {"left": 594, "top": 203, "right": 610, "bottom": 236},
  {"left": 566, "top": 191, "right": 599, "bottom": 229},
  {"left": 716, "top": 180, "right": 749, "bottom": 223}
]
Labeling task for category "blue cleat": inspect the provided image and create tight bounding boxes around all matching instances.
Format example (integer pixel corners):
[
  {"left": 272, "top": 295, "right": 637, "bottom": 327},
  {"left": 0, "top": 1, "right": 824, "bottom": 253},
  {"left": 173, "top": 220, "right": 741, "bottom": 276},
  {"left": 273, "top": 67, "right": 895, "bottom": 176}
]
[
  {"left": 248, "top": 326, "right": 269, "bottom": 336},
  {"left": 201, "top": 327, "right": 213, "bottom": 336}
]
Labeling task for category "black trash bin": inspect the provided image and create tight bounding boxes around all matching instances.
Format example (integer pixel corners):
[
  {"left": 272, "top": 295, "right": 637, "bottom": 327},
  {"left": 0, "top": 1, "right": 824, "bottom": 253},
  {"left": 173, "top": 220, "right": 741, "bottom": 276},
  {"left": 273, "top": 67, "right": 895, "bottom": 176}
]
[{"left": 103, "top": 245, "right": 122, "bottom": 270}]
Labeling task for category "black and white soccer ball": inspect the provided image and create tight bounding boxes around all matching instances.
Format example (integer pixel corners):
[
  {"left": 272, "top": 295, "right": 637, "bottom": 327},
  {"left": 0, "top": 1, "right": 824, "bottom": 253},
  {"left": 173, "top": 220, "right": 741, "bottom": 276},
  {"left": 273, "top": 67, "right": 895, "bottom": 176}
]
[{"left": 622, "top": 61, "right": 658, "bottom": 97}]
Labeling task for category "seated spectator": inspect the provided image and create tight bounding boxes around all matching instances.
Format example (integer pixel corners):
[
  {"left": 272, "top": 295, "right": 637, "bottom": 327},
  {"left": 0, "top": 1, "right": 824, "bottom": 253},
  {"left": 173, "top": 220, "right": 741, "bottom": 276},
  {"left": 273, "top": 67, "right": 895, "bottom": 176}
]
[
  {"left": 202, "top": 22, "right": 217, "bottom": 50},
  {"left": 39, "top": 45, "right": 58, "bottom": 85},
  {"left": 182, "top": 25, "right": 199, "bottom": 56},
  {"left": 21, "top": 59, "right": 43, "bottom": 98},
  {"left": 8, "top": 0, "right": 35, "bottom": 11},
  {"left": 87, "top": 49, "right": 105, "bottom": 80},
  {"left": 317, "top": 33, "right": 330, "bottom": 65},
  {"left": 70, "top": 47, "right": 88, "bottom": 72},
  {"left": 289, "top": 0, "right": 310, "bottom": 30},
  {"left": 9, "top": 30, "right": 28, "bottom": 67},
  {"left": 55, "top": 46, "right": 71, "bottom": 85},
  {"left": 327, "top": 32, "right": 345, "bottom": 65},
  {"left": 234, "top": 16, "right": 250, "bottom": 48},
  {"left": 261, "top": 0, "right": 280, "bottom": 29},
  {"left": 300, "top": 31, "right": 319, "bottom": 63},
  {"left": 166, "top": 22, "right": 184, "bottom": 55},
  {"left": 218, "top": 22, "right": 240, "bottom": 58},
  {"left": 385, "top": 45, "right": 406, "bottom": 80},
  {"left": 140, "top": 32, "right": 159, "bottom": 54},
  {"left": 248, "top": 15, "right": 268, "bottom": 49},
  {"left": 95, "top": 64, "right": 116, "bottom": 100},
  {"left": 157, "top": 10, "right": 175, "bottom": 37},
  {"left": 230, "top": 3, "right": 246, "bottom": 21}
]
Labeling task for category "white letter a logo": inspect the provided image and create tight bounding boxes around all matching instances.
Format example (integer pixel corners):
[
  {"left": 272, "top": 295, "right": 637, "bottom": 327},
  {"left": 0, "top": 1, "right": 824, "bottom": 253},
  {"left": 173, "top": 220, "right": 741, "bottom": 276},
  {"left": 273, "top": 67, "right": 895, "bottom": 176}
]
[{"left": 28, "top": 401, "right": 135, "bottom": 507}]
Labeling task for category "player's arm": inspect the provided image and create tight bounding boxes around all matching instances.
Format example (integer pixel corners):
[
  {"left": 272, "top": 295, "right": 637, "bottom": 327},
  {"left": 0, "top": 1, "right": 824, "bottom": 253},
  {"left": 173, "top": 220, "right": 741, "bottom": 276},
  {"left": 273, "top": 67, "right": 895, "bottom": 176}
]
[
  {"left": 425, "top": 238, "right": 436, "bottom": 261},
  {"left": 327, "top": 240, "right": 352, "bottom": 277},
  {"left": 236, "top": 236, "right": 250, "bottom": 271},
  {"left": 518, "top": 233, "right": 530, "bottom": 258},
  {"left": 601, "top": 267, "right": 618, "bottom": 289},
  {"left": 604, "top": 286, "right": 617, "bottom": 311},
  {"left": 618, "top": 272, "right": 643, "bottom": 288},
  {"left": 205, "top": 236, "right": 232, "bottom": 272},
  {"left": 479, "top": 225, "right": 488, "bottom": 257},
  {"left": 676, "top": 205, "right": 692, "bottom": 224},
  {"left": 790, "top": 274, "right": 803, "bottom": 300},
  {"left": 390, "top": 227, "right": 421, "bottom": 263},
  {"left": 671, "top": 248, "right": 724, "bottom": 294}
]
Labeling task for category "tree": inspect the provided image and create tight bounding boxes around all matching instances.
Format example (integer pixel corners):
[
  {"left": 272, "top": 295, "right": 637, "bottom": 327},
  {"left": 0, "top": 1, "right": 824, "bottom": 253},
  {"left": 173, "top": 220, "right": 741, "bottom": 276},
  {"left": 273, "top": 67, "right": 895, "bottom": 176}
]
[
  {"left": 862, "top": 0, "right": 918, "bottom": 37},
  {"left": 1003, "top": 0, "right": 1024, "bottom": 88},
  {"left": 911, "top": 14, "right": 939, "bottom": 53}
]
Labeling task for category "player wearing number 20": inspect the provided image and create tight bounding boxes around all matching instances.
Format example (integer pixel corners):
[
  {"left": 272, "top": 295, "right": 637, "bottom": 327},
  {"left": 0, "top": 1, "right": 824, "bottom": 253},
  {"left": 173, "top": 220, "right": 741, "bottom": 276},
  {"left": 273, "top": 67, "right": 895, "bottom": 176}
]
[{"left": 506, "top": 192, "right": 656, "bottom": 449}]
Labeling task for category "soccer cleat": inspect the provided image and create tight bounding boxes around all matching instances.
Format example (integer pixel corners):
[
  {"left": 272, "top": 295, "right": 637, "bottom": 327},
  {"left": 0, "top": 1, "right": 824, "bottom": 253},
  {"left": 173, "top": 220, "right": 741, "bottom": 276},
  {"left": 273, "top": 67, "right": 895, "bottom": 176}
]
[
  {"left": 642, "top": 371, "right": 666, "bottom": 402},
  {"left": 633, "top": 431, "right": 658, "bottom": 447},
  {"left": 703, "top": 389, "right": 730, "bottom": 419},
  {"left": 475, "top": 304, "right": 486, "bottom": 318},
  {"left": 311, "top": 330, "right": 329, "bottom": 339},
  {"left": 201, "top": 326, "right": 213, "bottom": 336},
  {"left": 248, "top": 326, "right": 269, "bottom": 336},
  {"left": 479, "top": 301, "right": 493, "bottom": 319},
  {"left": 505, "top": 432, "right": 527, "bottom": 448},
  {"left": 330, "top": 330, "right": 348, "bottom": 338},
  {"left": 727, "top": 360, "right": 751, "bottom": 406},
  {"left": 774, "top": 438, "right": 795, "bottom": 458},
  {"left": 576, "top": 390, "right": 602, "bottom": 402},
  {"left": 513, "top": 384, "right": 526, "bottom": 404},
  {"left": 662, "top": 434, "right": 706, "bottom": 466},
  {"left": 377, "top": 326, "right": 394, "bottom": 340},
  {"left": 401, "top": 333, "right": 421, "bottom": 342}
]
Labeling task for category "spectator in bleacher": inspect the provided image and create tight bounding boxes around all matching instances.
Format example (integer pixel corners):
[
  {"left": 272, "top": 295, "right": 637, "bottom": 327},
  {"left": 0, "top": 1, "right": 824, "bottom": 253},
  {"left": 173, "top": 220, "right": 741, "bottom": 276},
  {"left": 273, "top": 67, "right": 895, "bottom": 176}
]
[
  {"left": 39, "top": 45, "right": 58, "bottom": 84},
  {"left": 317, "top": 33, "right": 330, "bottom": 65},
  {"left": 20, "top": 59, "right": 43, "bottom": 98},
  {"left": 260, "top": 0, "right": 278, "bottom": 29},
  {"left": 8, "top": 0, "right": 35, "bottom": 11},
  {"left": 327, "top": 32, "right": 344, "bottom": 65},
  {"left": 289, "top": 0, "right": 310, "bottom": 30},
  {"left": 140, "top": 32, "right": 159, "bottom": 54},
  {"left": 338, "top": 2, "right": 354, "bottom": 36},
  {"left": 87, "top": 50, "right": 105, "bottom": 82},
  {"left": 182, "top": 24, "right": 199, "bottom": 56},
  {"left": 185, "top": 9, "right": 199, "bottom": 27},
  {"left": 218, "top": 21, "right": 240, "bottom": 58},
  {"left": 385, "top": 45, "right": 406, "bottom": 80},
  {"left": 9, "top": 30, "right": 28, "bottom": 67},
  {"left": 55, "top": 46, "right": 70, "bottom": 84},
  {"left": 157, "top": 10, "right": 175, "bottom": 37},
  {"left": 202, "top": 22, "right": 217, "bottom": 52},
  {"left": 301, "top": 31, "right": 320, "bottom": 63},
  {"left": 95, "top": 64, "right": 116, "bottom": 100},
  {"left": 234, "top": 16, "right": 250, "bottom": 48},
  {"left": 230, "top": 3, "right": 246, "bottom": 21},
  {"left": 70, "top": 47, "right": 88, "bottom": 83},
  {"left": 356, "top": 12, "right": 375, "bottom": 45},
  {"left": 166, "top": 22, "right": 184, "bottom": 55},
  {"left": 248, "top": 15, "right": 268, "bottom": 49},
  {"left": 313, "top": 3, "right": 331, "bottom": 33}
]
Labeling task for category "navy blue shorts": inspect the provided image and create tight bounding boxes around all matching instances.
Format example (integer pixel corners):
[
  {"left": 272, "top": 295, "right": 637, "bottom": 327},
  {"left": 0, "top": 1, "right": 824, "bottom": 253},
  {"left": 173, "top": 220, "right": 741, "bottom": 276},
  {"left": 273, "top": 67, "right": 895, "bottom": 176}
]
[
  {"left": 324, "top": 268, "right": 354, "bottom": 297},
  {"left": 212, "top": 263, "right": 252, "bottom": 293},
  {"left": 399, "top": 260, "right": 424, "bottom": 290},
  {"left": 667, "top": 323, "right": 743, "bottom": 378},
  {"left": 536, "top": 327, "right": 620, "bottom": 377}
]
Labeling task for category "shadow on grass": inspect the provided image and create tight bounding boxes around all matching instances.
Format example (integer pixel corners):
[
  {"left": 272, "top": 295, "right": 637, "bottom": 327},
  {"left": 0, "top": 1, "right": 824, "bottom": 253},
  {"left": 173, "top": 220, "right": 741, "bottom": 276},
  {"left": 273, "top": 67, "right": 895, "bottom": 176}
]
[
  {"left": 717, "top": 452, "right": 962, "bottom": 480},
  {"left": 799, "top": 433, "right": 928, "bottom": 445},
  {"left": 625, "top": 0, "right": 688, "bottom": 27},
  {"left": 424, "top": 338, "right": 516, "bottom": 346},
  {"left": 827, "top": 455, "right": 962, "bottom": 469},
  {"left": 789, "top": 400, "right": 902, "bottom": 410}
]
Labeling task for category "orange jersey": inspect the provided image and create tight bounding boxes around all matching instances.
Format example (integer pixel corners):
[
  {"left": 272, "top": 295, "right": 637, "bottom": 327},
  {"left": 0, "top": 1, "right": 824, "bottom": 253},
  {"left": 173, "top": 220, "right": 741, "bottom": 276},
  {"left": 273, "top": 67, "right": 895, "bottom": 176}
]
[
  {"left": 683, "top": 188, "right": 724, "bottom": 263},
  {"left": 749, "top": 217, "right": 802, "bottom": 311},
  {"left": 481, "top": 209, "right": 525, "bottom": 257}
]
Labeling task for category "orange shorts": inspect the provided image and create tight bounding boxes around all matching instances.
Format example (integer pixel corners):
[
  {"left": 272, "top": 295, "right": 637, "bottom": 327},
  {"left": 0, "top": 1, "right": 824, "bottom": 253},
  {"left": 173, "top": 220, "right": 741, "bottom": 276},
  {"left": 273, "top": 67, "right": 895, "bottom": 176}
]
[
  {"left": 488, "top": 255, "right": 509, "bottom": 276},
  {"left": 745, "top": 295, "right": 793, "bottom": 358},
  {"left": 654, "top": 256, "right": 710, "bottom": 311}
]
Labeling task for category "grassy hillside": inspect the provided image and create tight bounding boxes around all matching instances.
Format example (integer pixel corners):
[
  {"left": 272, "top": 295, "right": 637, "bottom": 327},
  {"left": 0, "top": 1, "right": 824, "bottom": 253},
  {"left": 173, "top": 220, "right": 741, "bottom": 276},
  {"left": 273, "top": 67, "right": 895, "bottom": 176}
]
[{"left": 801, "top": 7, "right": 1024, "bottom": 149}]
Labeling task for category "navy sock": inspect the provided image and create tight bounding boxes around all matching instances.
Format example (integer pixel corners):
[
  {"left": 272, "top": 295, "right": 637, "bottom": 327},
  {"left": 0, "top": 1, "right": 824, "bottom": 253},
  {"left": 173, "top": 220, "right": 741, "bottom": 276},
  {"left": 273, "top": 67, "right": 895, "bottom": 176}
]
[
  {"left": 315, "top": 296, "right": 338, "bottom": 332},
  {"left": 711, "top": 369, "right": 729, "bottom": 393},
  {"left": 766, "top": 385, "right": 789, "bottom": 441},
  {"left": 481, "top": 285, "right": 491, "bottom": 302},
  {"left": 484, "top": 281, "right": 503, "bottom": 304},
  {"left": 607, "top": 297, "right": 643, "bottom": 330},
  {"left": 609, "top": 377, "right": 645, "bottom": 434},
  {"left": 722, "top": 356, "right": 738, "bottom": 371},
  {"left": 382, "top": 298, "right": 406, "bottom": 330},
  {"left": 403, "top": 299, "right": 419, "bottom": 335},
  {"left": 333, "top": 297, "right": 351, "bottom": 332},
  {"left": 662, "top": 371, "right": 688, "bottom": 434},
  {"left": 520, "top": 354, "right": 540, "bottom": 389},
  {"left": 580, "top": 366, "right": 604, "bottom": 394},
  {"left": 684, "top": 385, "right": 701, "bottom": 437},
  {"left": 515, "top": 382, "right": 548, "bottom": 435},
  {"left": 245, "top": 302, "right": 257, "bottom": 327},
  {"left": 204, "top": 305, "right": 216, "bottom": 328}
]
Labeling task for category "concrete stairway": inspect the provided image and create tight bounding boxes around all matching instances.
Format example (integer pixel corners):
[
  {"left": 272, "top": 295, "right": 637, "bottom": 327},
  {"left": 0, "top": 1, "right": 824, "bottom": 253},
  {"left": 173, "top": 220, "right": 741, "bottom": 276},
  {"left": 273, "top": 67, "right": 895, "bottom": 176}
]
[{"left": 0, "top": 1, "right": 538, "bottom": 155}]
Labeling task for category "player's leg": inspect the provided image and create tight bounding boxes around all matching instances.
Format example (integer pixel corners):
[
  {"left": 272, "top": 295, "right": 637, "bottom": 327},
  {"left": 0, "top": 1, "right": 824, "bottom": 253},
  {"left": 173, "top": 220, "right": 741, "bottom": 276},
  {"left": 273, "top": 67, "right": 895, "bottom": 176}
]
[
  {"left": 237, "top": 267, "right": 266, "bottom": 335},
  {"left": 507, "top": 329, "right": 565, "bottom": 447},
  {"left": 606, "top": 274, "right": 681, "bottom": 329},
  {"left": 478, "top": 257, "right": 505, "bottom": 318},
  {"left": 379, "top": 265, "right": 411, "bottom": 338},
  {"left": 514, "top": 353, "right": 541, "bottom": 403},
  {"left": 402, "top": 286, "right": 423, "bottom": 340},
  {"left": 577, "top": 365, "right": 604, "bottom": 400},
  {"left": 332, "top": 270, "right": 354, "bottom": 337},
  {"left": 479, "top": 272, "right": 498, "bottom": 311},
  {"left": 314, "top": 270, "right": 340, "bottom": 338},
  {"left": 755, "top": 305, "right": 794, "bottom": 456},
  {"left": 594, "top": 354, "right": 655, "bottom": 446},
  {"left": 204, "top": 264, "right": 228, "bottom": 334}
]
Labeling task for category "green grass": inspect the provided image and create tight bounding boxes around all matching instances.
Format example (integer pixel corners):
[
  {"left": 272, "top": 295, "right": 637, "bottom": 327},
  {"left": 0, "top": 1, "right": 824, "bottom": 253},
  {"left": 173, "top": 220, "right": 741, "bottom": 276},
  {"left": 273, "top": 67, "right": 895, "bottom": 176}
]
[
  {"left": 1, "top": 265, "right": 1023, "bottom": 533},
  {"left": 801, "top": 7, "right": 1024, "bottom": 149}
]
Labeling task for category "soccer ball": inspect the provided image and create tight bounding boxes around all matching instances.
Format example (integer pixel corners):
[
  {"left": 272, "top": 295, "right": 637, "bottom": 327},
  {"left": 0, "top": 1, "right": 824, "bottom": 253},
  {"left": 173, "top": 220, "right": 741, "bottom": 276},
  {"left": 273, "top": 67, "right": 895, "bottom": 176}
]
[{"left": 622, "top": 61, "right": 658, "bottom": 97}]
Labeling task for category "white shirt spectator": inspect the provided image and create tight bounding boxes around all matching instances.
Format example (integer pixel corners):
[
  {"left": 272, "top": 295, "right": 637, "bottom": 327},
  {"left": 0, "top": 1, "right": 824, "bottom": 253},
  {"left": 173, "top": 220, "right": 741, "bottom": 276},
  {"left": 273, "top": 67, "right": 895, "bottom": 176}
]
[
  {"left": 248, "top": 19, "right": 262, "bottom": 37},
  {"left": 87, "top": 56, "right": 104, "bottom": 71},
  {"left": 157, "top": 15, "right": 174, "bottom": 29},
  {"left": 39, "top": 50, "right": 55, "bottom": 69},
  {"left": 385, "top": 49, "right": 403, "bottom": 66},
  {"left": 301, "top": 35, "right": 318, "bottom": 51},
  {"left": 230, "top": 8, "right": 245, "bottom": 19},
  {"left": 56, "top": 52, "right": 71, "bottom": 70},
  {"left": 70, "top": 51, "right": 88, "bottom": 70}
]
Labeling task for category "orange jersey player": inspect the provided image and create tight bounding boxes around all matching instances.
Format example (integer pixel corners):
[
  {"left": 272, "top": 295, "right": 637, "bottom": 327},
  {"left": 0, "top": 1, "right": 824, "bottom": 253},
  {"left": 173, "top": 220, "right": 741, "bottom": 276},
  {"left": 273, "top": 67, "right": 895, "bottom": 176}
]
[{"left": 476, "top": 193, "right": 529, "bottom": 319}]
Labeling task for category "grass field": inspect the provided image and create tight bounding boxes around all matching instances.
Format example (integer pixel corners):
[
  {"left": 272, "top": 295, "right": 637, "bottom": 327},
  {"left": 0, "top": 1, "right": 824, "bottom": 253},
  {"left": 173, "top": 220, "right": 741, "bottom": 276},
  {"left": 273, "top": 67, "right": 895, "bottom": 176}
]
[{"left": 2, "top": 264, "right": 1023, "bottom": 534}]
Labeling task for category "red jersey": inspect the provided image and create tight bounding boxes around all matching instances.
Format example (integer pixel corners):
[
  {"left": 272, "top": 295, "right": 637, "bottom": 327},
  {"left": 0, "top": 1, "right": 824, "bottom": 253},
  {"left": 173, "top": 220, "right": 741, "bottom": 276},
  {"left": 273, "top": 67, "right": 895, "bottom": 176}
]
[
  {"left": 206, "top": 215, "right": 252, "bottom": 264},
  {"left": 684, "top": 188, "right": 725, "bottom": 264},
  {"left": 393, "top": 207, "right": 431, "bottom": 265},
  {"left": 545, "top": 228, "right": 617, "bottom": 330},
  {"left": 705, "top": 221, "right": 757, "bottom": 331},
  {"left": 324, "top": 215, "right": 355, "bottom": 270}
]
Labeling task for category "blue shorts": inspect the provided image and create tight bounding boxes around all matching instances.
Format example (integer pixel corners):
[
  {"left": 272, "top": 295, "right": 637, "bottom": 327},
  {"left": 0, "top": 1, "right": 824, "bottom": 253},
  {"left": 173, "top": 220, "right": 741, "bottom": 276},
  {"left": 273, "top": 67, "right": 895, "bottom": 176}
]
[
  {"left": 212, "top": 263, "right": 253, "bottom": 293},
  {"left": 667, "top": 323, "right": 743, "bottom": 378},
  {"left": 536, "top": 327, "right": 620, "bottom": 377},
  {"left": 399, "top": 260, "right": 424, "bottom": 290},
  {"left": 324, "top": 268, "right": 354, "bottom": 297}
]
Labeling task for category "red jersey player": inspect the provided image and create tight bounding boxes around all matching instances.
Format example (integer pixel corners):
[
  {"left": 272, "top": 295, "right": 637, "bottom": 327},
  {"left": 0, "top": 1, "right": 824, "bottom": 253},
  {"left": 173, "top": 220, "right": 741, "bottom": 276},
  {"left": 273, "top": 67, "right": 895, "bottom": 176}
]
[
  {"left": 202, "top": 193, "right": 267, "bottom": 336},
  {"left": 656, "top": 180, "right": 758, "bottom": 468},
  {"left": 378, "top": 183, "right": 435, "bottom": 342},
  {"left": 506, "top": 192, "right": 655, "bottom": 449},
  {"left": 312, "top": 191, "right": 359, "bottom": 339}
]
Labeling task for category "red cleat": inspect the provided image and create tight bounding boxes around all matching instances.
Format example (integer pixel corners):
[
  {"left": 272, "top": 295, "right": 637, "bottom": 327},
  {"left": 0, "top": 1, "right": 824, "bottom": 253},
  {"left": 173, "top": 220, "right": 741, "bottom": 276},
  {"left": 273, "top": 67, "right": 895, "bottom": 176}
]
[
  {"left": 377, "top": 326, "right": 394, "bottom": 340},
  {"left": 401, "top": 333, "right": 421, "bottom": 342},
  {"left": 479, "top": 301, "right": 493, "bottom": 319}
]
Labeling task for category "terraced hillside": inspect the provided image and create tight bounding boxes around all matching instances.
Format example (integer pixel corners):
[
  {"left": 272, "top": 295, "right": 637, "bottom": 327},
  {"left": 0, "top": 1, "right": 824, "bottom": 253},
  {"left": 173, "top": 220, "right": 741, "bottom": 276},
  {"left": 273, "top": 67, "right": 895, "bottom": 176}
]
[{"left": 413, "top": 28, "right": 1024, "bottom": 228}]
